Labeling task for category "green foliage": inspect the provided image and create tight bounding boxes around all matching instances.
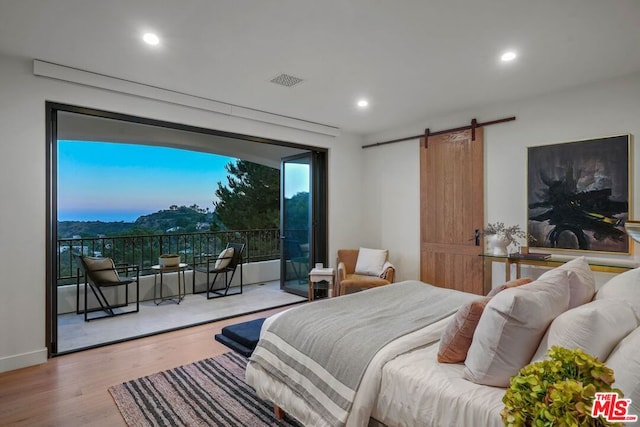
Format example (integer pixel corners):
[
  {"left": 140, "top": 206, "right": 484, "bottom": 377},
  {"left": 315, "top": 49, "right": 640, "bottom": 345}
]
[
  {"left": 502, "top": 346, "right": 621, "bottom": 427},
  {"left": 214, "top": 160, "right": 280, "bottom": 230}
]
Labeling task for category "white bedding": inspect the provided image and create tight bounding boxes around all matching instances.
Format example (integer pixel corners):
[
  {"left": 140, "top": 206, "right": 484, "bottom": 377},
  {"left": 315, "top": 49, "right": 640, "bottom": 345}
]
[
  {"left": 374, "top": 343, "right": 505, "bottom": 427},
  {"left": 247, "top": 313, "right": 461, "bottom": 426}
]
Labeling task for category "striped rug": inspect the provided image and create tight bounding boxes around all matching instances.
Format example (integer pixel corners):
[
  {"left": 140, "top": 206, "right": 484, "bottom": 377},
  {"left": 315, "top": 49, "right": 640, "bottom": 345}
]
[{"left": 108, "top": 352, "right": 300, "bottom": 426}]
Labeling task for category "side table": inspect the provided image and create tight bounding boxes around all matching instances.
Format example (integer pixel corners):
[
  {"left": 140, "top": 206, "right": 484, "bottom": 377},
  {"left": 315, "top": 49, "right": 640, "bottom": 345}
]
[
  {"left": 308, "top": 267, "right": 335, "bottom": 301},
  {"left": 151, "top": 263, "right": 187, "bottom": 305}
]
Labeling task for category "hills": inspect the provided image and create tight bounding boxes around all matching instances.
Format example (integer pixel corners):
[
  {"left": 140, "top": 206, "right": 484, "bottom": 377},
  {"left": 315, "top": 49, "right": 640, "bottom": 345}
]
[{"left": 57, "top": 205, "right": 223, "bottom": 238}]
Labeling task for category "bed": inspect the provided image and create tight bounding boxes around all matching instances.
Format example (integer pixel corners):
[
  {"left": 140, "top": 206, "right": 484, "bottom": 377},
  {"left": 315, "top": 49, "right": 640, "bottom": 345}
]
[{"left": 246, "top": 259, "right": 640, "bottom": 427}]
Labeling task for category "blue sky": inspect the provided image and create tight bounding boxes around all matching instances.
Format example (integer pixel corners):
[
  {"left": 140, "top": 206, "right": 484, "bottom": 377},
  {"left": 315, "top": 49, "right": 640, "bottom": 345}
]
[
  {"left": 58, "top": 140, "right": 310, "bottom": 222},
  {"left": 58, "top": 140, "right": 238, "bottom": 221}
]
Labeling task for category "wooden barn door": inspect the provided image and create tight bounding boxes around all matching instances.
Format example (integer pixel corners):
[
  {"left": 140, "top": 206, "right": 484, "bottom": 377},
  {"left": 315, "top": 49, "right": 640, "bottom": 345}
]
[{"left": 420, "top": 128, "right": 485, "bottom": 295}]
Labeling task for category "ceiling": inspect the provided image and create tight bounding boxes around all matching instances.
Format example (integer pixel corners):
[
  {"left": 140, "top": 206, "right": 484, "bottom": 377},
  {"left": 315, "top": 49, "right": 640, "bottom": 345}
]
[{"left": 1, "top": 0, "right": 639, "bottom": 136}]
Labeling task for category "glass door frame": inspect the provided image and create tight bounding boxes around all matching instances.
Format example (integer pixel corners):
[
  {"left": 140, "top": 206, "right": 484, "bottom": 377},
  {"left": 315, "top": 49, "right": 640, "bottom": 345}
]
[{"left": 279, "top": 151, "right": 327, "bottom": 297}]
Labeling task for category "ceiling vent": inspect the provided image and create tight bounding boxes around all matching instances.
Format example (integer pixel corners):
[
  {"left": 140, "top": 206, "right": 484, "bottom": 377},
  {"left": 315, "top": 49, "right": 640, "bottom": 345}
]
[{"left": 270, "top": 73, "right": 304, "bottom": 87}]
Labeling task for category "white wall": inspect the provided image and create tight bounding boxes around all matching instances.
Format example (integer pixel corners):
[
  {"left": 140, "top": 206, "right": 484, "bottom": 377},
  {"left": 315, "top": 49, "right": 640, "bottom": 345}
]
[
  {"left": 0, "top": 54, "right": 365, "bottom": 372},
  {"left": 364, "top": 71, "right": 640, "bottom": 282}
]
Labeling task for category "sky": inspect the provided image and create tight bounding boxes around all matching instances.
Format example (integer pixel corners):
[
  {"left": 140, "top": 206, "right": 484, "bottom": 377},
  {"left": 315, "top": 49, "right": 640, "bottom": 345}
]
[
  {"left": 57, "top": 141, "right": 257, "bottom": 222},
  {"left": 58, "top": 140, "right": 310, "bottom": 222}
]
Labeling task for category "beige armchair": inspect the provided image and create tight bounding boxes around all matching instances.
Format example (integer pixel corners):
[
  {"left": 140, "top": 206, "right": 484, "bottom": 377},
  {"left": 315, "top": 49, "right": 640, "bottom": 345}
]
[{"left": 336, "top": 248, "right": 395, "bottom": 296}]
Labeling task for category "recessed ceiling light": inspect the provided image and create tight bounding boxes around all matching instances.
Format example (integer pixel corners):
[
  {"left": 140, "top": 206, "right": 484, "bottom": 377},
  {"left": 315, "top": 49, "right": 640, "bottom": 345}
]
[
  {"left": 357, "top": 99, "right": 369, "bottom": 108},
  {"left": 143, "top": 32, "right": 160, "bottom": 46},
  {"left": 501, "top": 51, "right": 517, "bottom": 62}
]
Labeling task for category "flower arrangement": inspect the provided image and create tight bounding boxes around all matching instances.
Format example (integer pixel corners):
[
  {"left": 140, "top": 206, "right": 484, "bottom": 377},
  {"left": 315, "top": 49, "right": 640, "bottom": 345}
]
[
  {"left": 483, "top": 222, "right": 533, "bottom": 247},
  {"left": 502, "top": 346, "right": 621, "bottom": 427}
]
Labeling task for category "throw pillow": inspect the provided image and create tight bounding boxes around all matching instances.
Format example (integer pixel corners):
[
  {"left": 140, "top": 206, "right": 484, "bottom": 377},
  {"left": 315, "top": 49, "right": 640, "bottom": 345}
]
[
  {"left": 83, "top": 256, "right": 121, "bottom": 283},
  {"left": 438, "top": 297, "right": 490, "bottom": 363},
  {"left": 214, "top": 247, "right": 235, "bottom": 270},
  {"left": 605, "top": 326, "right": 640, "bottom": 418},
  {"left": 538, "top": 256, "right": 595, "bottom": 309},
  {"left": 531, "top": 299, "right": 638, "bottom": 362},
  {"left": 354, "top": 247, "right": 388, "bottom": 276},
  {"left": 486, "top": 277, "right": 533, "bottom": 297},
  {"left": 463, "top": 271, "right": 570, "bottom": 387},
  {"left": 594, "top": 267, "right": 640, "bottom": 318}
]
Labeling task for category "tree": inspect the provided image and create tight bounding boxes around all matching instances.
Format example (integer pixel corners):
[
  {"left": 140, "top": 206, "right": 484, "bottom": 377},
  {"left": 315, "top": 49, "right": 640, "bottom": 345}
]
[{"left": 214, "top": 160, "right": 280, "bottom": 230}]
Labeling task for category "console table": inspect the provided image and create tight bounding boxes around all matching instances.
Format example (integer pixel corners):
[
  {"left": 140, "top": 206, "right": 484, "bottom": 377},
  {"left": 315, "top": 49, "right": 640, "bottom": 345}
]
[{"left": 482, "top": 254, "right": 637, "bottom": 295}]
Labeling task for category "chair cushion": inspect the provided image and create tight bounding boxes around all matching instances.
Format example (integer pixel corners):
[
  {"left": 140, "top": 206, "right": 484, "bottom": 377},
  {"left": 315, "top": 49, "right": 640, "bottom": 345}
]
[
  {"left": 464, "top": 270, "right": 570, "bottom": 387},
  {"left": 215, "top": 247, "right": 235, "bottom": 270},
  {"left": 354, "top": 247, "right": 388, "bottom": 276},
  {"left": 83, "top": 257, "right": 121, "bottom": 283}
]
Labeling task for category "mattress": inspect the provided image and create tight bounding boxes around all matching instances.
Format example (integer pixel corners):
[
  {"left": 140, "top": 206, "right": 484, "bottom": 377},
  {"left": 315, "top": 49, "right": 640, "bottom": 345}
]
[{"left": 373, "top": 343, "right": 505, "bottom": 427}]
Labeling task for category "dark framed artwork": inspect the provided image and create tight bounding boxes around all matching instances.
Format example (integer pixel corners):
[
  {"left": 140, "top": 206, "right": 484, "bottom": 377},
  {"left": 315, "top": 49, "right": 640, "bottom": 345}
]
[{"left": 527, "top": 134, "right": 631, "bottom": 254}]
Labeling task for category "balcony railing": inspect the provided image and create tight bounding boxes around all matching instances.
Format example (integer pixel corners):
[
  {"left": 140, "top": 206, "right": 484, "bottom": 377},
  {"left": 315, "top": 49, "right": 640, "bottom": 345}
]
[{"left": 56, "top": 229, "right": 281, "bottom": 286}]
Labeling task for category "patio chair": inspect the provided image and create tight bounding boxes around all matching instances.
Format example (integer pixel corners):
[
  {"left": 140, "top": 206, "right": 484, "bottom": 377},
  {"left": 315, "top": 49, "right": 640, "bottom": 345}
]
[
  {"left": 192, "top": 242, "right": 245, "bottom": 299},
  {"left": 73, "top": 254, "right": 140, "bottom": 321}
]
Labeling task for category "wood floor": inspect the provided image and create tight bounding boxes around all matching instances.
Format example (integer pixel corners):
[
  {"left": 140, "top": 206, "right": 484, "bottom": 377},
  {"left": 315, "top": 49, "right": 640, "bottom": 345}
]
[{"left": 0, "top": 305, "right": 299, "bottom": 426}]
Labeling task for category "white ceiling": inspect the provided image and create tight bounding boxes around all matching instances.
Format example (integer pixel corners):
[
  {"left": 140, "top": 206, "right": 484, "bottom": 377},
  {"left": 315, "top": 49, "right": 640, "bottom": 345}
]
[{"left": 1, "top": 0, "right": 639, "bottom": 136}]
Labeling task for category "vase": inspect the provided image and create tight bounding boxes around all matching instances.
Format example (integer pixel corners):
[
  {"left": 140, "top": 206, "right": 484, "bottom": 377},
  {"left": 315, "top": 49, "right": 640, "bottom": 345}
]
[{"left": 488, "top": 234, "right": 510, "bottom": 256}]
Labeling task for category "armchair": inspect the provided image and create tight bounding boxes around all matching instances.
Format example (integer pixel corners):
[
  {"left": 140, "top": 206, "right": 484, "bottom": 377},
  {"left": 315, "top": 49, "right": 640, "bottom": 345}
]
[{"left": 336, "top": 248, "right": 395, "bottom": 296}]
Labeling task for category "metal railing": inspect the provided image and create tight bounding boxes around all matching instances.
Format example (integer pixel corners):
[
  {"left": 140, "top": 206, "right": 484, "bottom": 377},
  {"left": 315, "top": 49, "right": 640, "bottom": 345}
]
[{"left": 56, "top": 229, "right": 280, "bottom": 286}]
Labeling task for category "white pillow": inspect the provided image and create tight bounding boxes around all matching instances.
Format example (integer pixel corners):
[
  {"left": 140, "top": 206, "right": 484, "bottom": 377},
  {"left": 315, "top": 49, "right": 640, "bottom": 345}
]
[
  {"left": 531, "top": 299, "right": 638, "bottom": 362},
  {"left": 354, "top": 247, "right": 388, "bottom": 276},
  {"left": 463, "top": 271, "right": 570, "bottom": 387},
  {"left": 214, "top": 247, "right": 235, "bottom": 270},
  {"left": 605, "top": 326, "right": 640, "bottom": 418},
  {"left": 538, "top": 256, "right": 595, "bottom": 309},
  {"left": 594, "top": 267, "right": 640, "bottom": 319}
]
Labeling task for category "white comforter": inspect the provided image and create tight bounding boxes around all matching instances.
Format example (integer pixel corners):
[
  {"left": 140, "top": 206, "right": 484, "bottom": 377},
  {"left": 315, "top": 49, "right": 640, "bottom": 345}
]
[
  {"left": 374, "top": 343, "right": 505, "bottom": 427},
  {"left": 247, "top": 312, "right": 467, "bottom": 426}
]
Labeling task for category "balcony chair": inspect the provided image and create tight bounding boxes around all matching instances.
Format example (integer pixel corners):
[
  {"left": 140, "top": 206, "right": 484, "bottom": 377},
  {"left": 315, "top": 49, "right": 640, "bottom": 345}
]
[
  {"left": 336, "top": 248, "right": 395, "bottom": 296},
  {"left": 73, "top": 254, "right": 140, "bottom": 321},
  {"left": 192, "top": 242, "right": 245, "bottom": 299}
]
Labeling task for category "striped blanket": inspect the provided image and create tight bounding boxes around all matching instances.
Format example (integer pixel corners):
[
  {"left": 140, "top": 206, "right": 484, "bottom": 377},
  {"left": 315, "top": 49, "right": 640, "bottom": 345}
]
[{"left": 248, "top": 281, "right": 476, "bottom": 426}]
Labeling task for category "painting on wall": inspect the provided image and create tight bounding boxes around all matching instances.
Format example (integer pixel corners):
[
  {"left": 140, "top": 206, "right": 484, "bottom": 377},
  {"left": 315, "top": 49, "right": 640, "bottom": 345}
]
[{"left": 527, "top": 134, "right": 631, "bottom": 254}]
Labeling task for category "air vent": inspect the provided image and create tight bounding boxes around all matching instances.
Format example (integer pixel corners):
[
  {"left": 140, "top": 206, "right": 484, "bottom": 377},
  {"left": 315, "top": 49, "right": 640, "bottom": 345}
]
[{"left": 270, "top": 73, "right": 304, "bottom": 87}]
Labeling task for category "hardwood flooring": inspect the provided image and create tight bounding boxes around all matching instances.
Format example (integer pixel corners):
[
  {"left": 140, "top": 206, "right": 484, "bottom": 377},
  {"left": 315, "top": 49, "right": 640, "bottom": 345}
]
[{"left": 0, "top": 305, "right": 299, "bottom": 426}]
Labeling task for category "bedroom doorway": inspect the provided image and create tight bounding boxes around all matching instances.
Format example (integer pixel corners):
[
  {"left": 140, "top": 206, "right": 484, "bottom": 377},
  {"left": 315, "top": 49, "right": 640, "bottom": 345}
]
[{"left": 419, "top": 128, "right": 485, "bottom": 295}]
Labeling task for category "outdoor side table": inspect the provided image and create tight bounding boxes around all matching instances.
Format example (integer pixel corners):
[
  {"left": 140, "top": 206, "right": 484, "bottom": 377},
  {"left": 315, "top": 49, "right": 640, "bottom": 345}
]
[
  {"left": 308, "top": 267, "right": 335, "bottom": 301},
  {"left": 151, "top": 263, "right": 187, "bottom": 305}
]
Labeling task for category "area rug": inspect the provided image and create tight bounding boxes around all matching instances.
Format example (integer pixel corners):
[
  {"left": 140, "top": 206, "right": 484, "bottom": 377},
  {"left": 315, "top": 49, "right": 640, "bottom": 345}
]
[{"left": 108, "top": 351, "right": 299, "bottom": 426}]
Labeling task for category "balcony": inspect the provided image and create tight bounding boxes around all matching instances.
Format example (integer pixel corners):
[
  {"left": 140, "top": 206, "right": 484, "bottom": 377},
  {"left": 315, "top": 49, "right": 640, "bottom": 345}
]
[{"left": 56, "top": 229, "right": 286, "bottom": 315}]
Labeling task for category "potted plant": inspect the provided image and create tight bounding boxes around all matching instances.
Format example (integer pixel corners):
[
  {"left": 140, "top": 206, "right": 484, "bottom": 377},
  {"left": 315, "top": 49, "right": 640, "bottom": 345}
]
[
  {"left": 502, "top": 346, "right": 621, "bottom": 427},
  {"left": 159, "top": 253, "right": 181, "bottom": 268},
  {"left": 483, "top": 222, "right": 532, "bottom": 255}
]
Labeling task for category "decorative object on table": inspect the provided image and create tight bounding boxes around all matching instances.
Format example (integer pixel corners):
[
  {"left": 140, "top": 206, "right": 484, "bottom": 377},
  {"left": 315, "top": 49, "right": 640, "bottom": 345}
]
[
  {"left": 108, "top": 351, "right": 300, "bottom": 427},
  {"left": 158, "top": 253, "right": 180, "bottom": 267},
  {"left": 483, "top": 222, "right": 532, "bottom": 255},
  {"left": 501, "top": 346, "right": 621, "bottom": 427},
  {"left": 527, "top": 134, "right": 630, "bottom": 254}
]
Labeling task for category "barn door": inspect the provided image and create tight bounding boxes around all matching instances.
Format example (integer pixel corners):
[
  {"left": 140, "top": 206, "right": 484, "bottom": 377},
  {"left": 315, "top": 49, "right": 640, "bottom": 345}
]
[{"left": 420, "top": 128, "right": 484, "bottom": 295}]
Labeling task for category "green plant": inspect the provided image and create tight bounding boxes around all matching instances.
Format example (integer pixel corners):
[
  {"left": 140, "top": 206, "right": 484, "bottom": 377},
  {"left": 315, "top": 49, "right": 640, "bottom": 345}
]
[
  {"left": 484, "top": 222, "right": 534, "bottom": 247},
  {"left": 502, "top": 346, "right": 621, "bottom": 427}
]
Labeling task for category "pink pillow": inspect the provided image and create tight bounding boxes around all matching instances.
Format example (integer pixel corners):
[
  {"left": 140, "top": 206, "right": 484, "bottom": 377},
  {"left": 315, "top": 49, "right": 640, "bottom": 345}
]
[
  {"left": 486, "top": 277, "right": 533, "bottom": 297},
  {"left": 438, "top": 297, "right": 490, "bottom": 363},
  {"left": 438, "top": 278, "right": 533, "bottom": 364}
]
